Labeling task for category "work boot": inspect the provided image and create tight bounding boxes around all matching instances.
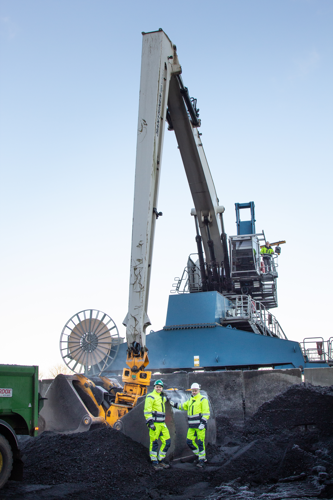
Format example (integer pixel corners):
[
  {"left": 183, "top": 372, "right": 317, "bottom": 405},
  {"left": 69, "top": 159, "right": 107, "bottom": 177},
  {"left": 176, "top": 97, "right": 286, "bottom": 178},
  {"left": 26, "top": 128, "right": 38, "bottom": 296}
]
[
  {"left": 152, "top": 461, "right": 162, "bottom": 470},
  {"left": 196, "top": 460, "right": 205, "bottom": 468},
  {"left": 158, "top": 460, "right": 170, "bottom": 469},
  {"left": 194, "top": 457, "right": 207, "bottom": 464}
]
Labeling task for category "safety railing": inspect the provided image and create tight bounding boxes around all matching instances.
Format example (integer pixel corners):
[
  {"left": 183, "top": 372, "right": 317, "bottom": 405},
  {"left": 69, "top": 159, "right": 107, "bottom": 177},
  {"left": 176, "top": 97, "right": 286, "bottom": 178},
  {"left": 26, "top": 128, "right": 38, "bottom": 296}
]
[
  {"left": 171, "top": 255, "right": 203, "bottom": 294},
  {"left": 223, "top": 294, "right": 287, "bottom": 340},
  {"left": 260, "top": 254, "right": 278, "bottom": 274},
  {"left": 301, "top": 337, "right": 331, "bottom": 363},
  {"left": 328, "top": 337, "right": 333, "bottom": 360},
  {"left": 171, "top": 268, "right": 188, "bottom": 294}
]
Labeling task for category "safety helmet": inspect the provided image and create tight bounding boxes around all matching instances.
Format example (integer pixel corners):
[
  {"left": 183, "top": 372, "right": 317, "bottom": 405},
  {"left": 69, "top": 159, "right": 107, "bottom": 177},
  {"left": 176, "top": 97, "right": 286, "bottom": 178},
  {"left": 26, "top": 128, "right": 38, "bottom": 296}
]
[
  {"left": 191, "top": 383, "right": 200, "bottom": 390},
  {"left": 154, "top": 379, "right": 164, "bottom": 387}
]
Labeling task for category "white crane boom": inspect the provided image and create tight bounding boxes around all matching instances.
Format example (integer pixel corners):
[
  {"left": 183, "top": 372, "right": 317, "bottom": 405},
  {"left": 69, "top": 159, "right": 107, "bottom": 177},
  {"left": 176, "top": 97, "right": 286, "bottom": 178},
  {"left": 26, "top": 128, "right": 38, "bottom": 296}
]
[{"left": 123, "top": 30, "right": 224, "bottom": 360}]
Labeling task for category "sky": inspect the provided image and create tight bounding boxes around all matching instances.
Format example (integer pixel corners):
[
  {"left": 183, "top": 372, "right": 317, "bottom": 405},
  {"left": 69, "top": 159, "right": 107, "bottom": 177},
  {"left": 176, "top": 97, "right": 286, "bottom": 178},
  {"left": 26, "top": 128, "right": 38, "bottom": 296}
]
[{"left": 1, "top": 0, "right": 332, "bottom": 378}]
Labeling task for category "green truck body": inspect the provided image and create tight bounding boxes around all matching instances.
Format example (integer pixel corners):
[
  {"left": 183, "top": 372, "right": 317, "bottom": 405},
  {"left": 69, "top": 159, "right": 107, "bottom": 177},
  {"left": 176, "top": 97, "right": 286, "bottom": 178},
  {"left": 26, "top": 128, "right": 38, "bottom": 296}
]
[{"left": 0, "top": 364, "right": 41, "bottom": 488}]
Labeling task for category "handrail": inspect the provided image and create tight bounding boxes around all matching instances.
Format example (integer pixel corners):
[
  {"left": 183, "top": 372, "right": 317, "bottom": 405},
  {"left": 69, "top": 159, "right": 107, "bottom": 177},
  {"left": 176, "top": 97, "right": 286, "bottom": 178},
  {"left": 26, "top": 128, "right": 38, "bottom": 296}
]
[
  {"left": 223, "top": 294, "right": 287, "bottom": 340},
  {"left": 301, "top": 337, "right": 328, "bottom": 362},
  {"left": 171, "top": 256, "right": 202, "bottom": 294},
  {"left": 172, "top": 266, "right": 286, "bottom": 339}
]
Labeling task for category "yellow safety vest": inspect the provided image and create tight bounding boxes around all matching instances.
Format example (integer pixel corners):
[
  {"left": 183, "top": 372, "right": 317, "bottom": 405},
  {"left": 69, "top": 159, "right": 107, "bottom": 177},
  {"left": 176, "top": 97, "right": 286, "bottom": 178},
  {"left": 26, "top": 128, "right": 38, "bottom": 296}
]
[
  {"left": 144, "top": 389, "right": 168, "bottom": 423},
  {"left": 179, "top": 393, "right": 210, "bottom": 428},
  {"left": 260, "top": 246, "right": 273, "bottom": 255}
]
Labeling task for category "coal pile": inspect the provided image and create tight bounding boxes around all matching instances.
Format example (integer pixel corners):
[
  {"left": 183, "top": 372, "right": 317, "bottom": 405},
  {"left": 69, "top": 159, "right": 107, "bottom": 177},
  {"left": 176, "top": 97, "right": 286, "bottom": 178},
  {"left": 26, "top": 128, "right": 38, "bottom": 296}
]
[
  {"left": 23, "top": 428, "right": 151, "bottom": 485},
  {"left": 2, "top": 382, "right": 333, "bottom": 499},
  {"left": 244, "top": 383, "right": 333, "bottom": 436},
  {"left": 19, "top": 427, "right": 207, "bottom": 499},
  {"left": 208, "top": 383, "right": 333, "bottom": 499}
]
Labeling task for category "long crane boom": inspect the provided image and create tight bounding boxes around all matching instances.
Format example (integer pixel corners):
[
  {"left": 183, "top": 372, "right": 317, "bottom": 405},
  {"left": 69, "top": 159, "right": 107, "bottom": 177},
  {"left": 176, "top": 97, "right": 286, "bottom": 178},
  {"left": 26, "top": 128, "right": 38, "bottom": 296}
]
[{"left": 123, "top": 30, "right": 225, "bottom": 371}]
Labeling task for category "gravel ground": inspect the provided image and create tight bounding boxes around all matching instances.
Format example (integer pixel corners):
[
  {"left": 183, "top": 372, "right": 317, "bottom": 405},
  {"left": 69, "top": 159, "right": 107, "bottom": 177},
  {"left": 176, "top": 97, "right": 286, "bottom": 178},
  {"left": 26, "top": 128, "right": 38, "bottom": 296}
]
[{"left": 1, "top": 383, "right": 333, "bottom": 500}]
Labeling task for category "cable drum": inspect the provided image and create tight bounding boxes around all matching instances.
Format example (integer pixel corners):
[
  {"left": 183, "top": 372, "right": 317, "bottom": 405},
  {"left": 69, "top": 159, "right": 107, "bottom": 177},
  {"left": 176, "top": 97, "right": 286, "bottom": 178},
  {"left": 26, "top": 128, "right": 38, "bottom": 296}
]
[{"left": 60, "top": 309, "right": 120, "bottom": 376}]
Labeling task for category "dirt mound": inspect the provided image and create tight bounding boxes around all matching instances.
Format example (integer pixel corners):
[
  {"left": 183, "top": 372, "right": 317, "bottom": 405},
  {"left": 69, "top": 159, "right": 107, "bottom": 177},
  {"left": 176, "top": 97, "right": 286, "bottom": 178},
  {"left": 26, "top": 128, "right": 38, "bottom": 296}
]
[
  {"left": 21, "top": 427, "right": 207, "bottom": 499},
  {"left": 210, "top": 434, "right": 330, "bottom": 485},
  {"left": 244, "top": 383, "right": 333, "bottom": 436},
  {"left": 210, "top": 384, "right": 333, "bottom": 489},
  {"left": 215, "top": 415, "right": 243, "bottom": 444},
  {"left": 23, "top": 428, "right": 152, "bottom": 498}
]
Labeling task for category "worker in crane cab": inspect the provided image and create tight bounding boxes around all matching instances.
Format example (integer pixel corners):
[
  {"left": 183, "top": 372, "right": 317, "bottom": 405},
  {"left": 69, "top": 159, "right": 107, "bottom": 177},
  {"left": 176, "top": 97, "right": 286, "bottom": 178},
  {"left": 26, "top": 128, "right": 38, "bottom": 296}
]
[
  {"left": 144, "top": 379, "right": 171, "bottom": 470},
  {"left": 170, "top": 383, "right": 210, "bottom": 468},
  {"left": 260, "top": 241, "right": 274, "bottom": 272}
]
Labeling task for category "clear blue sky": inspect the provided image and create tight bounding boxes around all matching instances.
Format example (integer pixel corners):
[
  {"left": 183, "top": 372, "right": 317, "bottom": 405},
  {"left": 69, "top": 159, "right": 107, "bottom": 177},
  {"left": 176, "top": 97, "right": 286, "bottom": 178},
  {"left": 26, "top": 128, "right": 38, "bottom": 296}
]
[{"left": 1, "top": 0, "right": 332, "bottom": 376}]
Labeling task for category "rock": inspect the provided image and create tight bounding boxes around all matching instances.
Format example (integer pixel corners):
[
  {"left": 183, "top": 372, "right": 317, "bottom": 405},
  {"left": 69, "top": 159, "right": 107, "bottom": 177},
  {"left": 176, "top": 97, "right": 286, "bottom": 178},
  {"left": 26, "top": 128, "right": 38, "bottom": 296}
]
[{"left": 311, "top": 465, "right": 327, "bottom": 474}]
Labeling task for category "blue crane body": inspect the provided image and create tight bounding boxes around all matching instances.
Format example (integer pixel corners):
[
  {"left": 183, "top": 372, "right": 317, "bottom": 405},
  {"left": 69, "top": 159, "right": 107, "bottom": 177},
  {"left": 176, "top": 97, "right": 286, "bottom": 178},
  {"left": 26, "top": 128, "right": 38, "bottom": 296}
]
[{"left": 109, "top": 291, "right": 324, "bottom": 374}]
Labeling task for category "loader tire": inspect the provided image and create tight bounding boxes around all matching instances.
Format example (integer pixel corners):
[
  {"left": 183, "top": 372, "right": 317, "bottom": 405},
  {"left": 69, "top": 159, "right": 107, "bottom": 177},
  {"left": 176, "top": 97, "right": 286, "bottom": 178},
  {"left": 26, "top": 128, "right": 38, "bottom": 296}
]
[{"left": 0, "top": 434, "right": 13, "bottom": 489}]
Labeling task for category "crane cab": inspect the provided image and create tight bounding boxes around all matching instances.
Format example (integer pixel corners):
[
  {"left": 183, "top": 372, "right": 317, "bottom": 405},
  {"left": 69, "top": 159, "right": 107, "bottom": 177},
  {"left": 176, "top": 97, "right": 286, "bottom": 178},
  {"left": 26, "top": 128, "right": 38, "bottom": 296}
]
[
  {"left": 229, "top": 235, "right": 260, "bottom": 278},
  {"left": 229, "top": 202, "right": 278, "bottom": 308}
]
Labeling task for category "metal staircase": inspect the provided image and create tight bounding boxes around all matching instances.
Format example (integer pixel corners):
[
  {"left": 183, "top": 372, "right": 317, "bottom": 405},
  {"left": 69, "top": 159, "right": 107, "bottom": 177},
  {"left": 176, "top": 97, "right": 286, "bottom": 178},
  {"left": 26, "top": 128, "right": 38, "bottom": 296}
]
[{"left": 222, "top": 294, "right": 287, "bottom": 340}]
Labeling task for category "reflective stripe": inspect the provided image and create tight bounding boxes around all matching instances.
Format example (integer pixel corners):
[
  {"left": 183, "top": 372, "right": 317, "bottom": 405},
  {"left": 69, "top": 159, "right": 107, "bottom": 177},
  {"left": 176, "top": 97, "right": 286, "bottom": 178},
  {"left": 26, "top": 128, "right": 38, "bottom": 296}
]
[
  {"left": 152, "top": 410, "right": 165, "bottom": 422},
  {"left": 188, "top": 415, "right": 201, "bottom": 423},
  {"left": 188, "top": 412, "right": 201, "bottom": 428},
  {"left": 144, "top": 412, "right": 152, "bottom": 415}
]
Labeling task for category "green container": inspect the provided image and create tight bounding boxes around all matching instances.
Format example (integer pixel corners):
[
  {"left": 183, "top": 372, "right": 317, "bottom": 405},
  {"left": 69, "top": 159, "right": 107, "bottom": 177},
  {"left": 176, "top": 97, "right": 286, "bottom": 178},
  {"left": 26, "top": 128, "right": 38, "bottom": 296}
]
[{"left": 0, "top": 365, "right": 39, "bottom": 437}]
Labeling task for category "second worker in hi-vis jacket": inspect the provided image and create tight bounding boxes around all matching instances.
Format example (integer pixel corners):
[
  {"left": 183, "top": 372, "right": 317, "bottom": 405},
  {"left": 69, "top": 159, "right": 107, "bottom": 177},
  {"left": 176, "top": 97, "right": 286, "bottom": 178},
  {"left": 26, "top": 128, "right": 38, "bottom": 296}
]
[{"left": 170, "top": 383, "right": 210, "bottom": 467}]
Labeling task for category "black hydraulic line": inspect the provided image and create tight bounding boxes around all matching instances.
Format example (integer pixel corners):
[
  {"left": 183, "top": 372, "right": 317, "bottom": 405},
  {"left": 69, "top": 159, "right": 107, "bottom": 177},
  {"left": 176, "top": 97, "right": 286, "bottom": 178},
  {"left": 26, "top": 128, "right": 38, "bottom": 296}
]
[
  {"left": 204, "top": 216, "right": 219, "bottom": 285},
  {"left": 176, "top": 75, "right": 200, "bottom": 128},
  {"left": 219, "top": 212, "right": 231, "bottom": 280},
  {"left": 193, "top": 215, "right": 208, "bottom": 291}
]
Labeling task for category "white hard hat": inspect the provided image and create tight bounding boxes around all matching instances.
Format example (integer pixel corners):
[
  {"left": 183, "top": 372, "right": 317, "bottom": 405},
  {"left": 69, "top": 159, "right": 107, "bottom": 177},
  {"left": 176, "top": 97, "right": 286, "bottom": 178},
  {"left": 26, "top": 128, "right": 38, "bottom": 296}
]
[{"left": 191, "top": 383, "right": 200, "bottom": 390}]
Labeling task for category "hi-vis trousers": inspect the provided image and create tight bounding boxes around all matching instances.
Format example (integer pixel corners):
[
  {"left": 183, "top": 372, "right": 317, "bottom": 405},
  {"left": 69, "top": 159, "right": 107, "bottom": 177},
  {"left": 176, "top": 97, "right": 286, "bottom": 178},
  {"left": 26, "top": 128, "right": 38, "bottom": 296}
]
[
  {"left": 149, "top": 422, "right": 171, "bottom": 462},
  {"left": 186, "top": 427, "right": 206, "bottom": 460}
]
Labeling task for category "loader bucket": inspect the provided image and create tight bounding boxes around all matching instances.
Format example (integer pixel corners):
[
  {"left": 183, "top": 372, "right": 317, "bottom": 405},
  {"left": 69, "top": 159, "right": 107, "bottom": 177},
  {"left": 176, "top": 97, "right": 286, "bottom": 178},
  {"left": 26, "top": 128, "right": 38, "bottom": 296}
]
[
  {"left": 38, "top": 374, "right": 107, "bottom": 433},
  {"left": 115, "top": 389, "right": 216, "bottom": 461}
]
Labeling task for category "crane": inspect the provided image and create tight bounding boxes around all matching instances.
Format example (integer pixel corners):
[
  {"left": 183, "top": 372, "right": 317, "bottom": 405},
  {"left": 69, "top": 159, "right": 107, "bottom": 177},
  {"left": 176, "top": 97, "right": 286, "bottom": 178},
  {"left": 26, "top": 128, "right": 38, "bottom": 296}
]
[
  {"left": 58, "top": 29, "right": 291, "bottom": 381},
  {"left": 123, "top": 29, "right": 229, "bottom": 376}
]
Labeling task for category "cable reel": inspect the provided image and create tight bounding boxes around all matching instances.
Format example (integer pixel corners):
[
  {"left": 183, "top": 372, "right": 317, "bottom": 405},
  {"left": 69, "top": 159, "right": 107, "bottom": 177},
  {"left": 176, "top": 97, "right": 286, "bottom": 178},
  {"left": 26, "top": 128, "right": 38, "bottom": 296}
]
[{"left": 60, "top": 309, "right": 120, "bottom": 376}]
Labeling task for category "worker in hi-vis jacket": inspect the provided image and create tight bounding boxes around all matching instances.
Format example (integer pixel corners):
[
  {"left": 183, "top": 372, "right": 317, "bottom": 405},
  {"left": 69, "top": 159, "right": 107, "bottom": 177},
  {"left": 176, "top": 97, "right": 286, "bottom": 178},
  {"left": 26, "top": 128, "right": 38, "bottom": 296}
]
[
  {"left": 170, "top": 382, "right": 210, "bottom": 467},
  {"left": 260, "top": 241, "right": 274, "bottom": 272},
  {"left": 144, "top": 379, "right": 171, "bottom": 470}
]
